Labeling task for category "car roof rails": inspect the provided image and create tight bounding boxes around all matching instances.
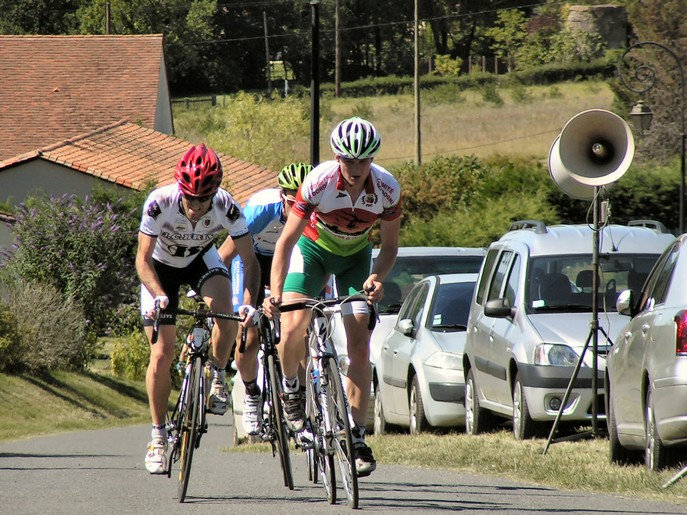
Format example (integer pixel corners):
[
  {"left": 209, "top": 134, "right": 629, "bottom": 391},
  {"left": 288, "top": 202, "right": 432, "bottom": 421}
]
[
  {"left": 508, "top": 220, "right": 547, "bottom": 234},
  {"left": 627, "top": 219, "right": 670, "bottom": 233}
]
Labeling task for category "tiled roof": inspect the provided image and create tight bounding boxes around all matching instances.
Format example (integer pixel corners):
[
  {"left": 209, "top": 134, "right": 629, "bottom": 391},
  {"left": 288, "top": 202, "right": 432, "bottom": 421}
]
[
  {"left": 0, "top": 35, "right": 166, "bottom": 161},
  {"left": 0, "top": 121, "right": 276, "bottom": 206}
]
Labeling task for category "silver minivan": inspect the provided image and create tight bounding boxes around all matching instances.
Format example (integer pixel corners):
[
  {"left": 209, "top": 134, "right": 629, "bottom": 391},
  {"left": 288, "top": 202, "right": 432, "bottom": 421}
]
[{"left": 463, "top": 220, "right": 675, "bottom": 439}]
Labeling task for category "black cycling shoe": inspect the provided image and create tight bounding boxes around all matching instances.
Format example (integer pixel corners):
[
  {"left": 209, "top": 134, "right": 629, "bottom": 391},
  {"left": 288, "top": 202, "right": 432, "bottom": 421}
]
[
  {"left": 283, "top": 391, "right": 305, "bottom": 432},
  {"left": 354, "top": 441, "right": 376, "bottom": 477}
]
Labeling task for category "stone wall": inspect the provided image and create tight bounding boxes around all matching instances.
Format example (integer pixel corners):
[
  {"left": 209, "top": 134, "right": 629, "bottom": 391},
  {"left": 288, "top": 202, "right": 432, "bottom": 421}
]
[{"left": 566, "top": 5, "right": 628, "bottom": 49}]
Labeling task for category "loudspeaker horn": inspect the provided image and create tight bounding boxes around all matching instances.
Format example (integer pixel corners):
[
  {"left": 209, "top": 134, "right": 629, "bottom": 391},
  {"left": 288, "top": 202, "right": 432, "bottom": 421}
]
[{"left": 548, "top": 109, "right": 635, "bottom": 200}]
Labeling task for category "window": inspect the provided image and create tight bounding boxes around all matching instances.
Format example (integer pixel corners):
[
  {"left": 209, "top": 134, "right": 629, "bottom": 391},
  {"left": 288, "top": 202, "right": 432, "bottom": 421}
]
[
  {"left": 475, "top": 248, "right": 499, "bottom": 305},
  {"left": 504, "top": 254, "right": 521, "bottom": 307},
  {"left": 487, "top": 251, "right": 514, "bottom": 302}
]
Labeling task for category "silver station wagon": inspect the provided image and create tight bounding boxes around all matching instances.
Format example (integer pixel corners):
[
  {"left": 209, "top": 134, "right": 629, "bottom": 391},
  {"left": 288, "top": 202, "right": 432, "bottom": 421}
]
[
  {"left": 463, "top": 220, "right": 675, "bottom": 440},
  {"left": 608, "top": 234, "right": 687, "bottom": 470}
]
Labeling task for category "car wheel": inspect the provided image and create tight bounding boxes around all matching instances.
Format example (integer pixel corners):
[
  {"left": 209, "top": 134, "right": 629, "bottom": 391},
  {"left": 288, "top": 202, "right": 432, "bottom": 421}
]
[
  {"left": 513, "top": 373, "right": 538, "bottom": 440},
  {"left": 646, "top": 384, "right": 670, "bottom": 471},
  {"left": 409, "top": 376, "right": 430, "bottom": 435},
  {"left": 373, "top": 382, "right": 388, "bottom": 435},
  {"left": 465, "top": 368, "right": 496, "bottom": 435},
  {"left": 607, "top": 383, "right": 641, "bottom": 465}
]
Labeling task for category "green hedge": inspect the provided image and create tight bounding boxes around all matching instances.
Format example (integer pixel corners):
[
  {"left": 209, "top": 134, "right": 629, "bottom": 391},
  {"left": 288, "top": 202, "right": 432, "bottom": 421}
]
[{"left": 289, "top": 58, "right": 615, "bottom": 98}]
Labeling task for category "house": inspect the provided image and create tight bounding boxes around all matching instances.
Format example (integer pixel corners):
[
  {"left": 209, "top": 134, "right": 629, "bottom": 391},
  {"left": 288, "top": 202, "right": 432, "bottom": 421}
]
[
  {"left": 0, "top": 121, "right": 276, "bottom": 248},
  {"left": 0, "top": 34, "right": 173, "bottom": 162}
]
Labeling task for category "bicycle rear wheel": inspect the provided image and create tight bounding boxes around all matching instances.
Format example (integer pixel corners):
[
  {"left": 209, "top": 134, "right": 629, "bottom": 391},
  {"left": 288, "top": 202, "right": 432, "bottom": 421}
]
[
  {"left": 178, "top": 356, "right": 202, "bottom": 502},
  {"left": 324, "top": 356, "right": 359, "bottom": 509},
  {"left": 267, "top": 353, "right": 294, "bottom": 490}
]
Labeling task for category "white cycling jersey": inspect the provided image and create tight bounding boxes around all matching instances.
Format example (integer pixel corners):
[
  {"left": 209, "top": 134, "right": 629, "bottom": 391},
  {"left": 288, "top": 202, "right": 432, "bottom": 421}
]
[{"left": 139, "top": 183, "right": 249, "bottom": 268}]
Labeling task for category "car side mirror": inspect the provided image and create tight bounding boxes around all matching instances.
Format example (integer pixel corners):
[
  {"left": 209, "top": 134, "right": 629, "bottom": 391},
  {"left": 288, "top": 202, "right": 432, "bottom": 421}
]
[
  {"left": 616, "top": 289, "right": 634, "bottom": 316},
  {"left": 398, "top": 318, "right": 414, "bottom": 336},
  {"left": 484, "top": 298, "right": 515, "bottom": 318}
]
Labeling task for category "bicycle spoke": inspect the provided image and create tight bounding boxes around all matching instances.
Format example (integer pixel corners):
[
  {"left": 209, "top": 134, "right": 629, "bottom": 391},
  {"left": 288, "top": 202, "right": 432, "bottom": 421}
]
[
  {"left": 325, "top": 356, "right": 359, "bottom": 509},
  {"left": 177, "top": 356, "right": 201, "bottom": 503},
  {"left": 268, "top": 353, "right": 294, "bottom": 490}
]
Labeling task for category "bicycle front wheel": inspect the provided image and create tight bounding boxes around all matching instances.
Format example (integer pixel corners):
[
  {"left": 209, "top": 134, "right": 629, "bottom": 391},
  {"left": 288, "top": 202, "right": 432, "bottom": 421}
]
[
  {"left": 178, "top": 356, "right": 202, "bottom": 502},
  {"left": 325, "top": 356, "right": 359, "bottom": 509},
  {"left": 267, "top": 353, "right": 294, "bottom": 490}
]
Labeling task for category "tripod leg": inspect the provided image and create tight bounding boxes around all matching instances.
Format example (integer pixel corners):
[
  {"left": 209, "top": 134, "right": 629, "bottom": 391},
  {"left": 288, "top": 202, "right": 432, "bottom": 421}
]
[{"left": 542, "top": 328, "right": 593, "bottom": 455}]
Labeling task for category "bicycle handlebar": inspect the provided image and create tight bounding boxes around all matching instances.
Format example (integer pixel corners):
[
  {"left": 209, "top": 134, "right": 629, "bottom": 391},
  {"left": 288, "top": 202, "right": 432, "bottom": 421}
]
[{"left": 150, "top": 304, "right": 243, "bottom": 344}]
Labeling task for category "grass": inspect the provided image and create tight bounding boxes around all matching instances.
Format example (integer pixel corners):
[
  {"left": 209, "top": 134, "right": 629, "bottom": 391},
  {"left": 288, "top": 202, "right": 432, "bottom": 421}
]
[
  {"left": 174, "top": 80, "right": 614, "bottom": 169},
  {"left": 0, "top": 370, "right": 150, "bottom": 442},
  {"left": 229, "top": 430, "right": 687, "bottom": 505}
]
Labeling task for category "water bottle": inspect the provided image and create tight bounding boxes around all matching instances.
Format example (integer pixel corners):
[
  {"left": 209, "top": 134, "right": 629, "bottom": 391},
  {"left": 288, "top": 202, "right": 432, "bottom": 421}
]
[{"left": 312, "top": 368, "right": 320, "bottom": 391}]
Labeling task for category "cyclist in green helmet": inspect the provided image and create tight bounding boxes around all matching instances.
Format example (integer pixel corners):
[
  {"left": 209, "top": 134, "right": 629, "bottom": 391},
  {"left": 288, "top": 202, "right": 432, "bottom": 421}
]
[{"left": 230, "top": 162, "right": 312, "bottom": 435}]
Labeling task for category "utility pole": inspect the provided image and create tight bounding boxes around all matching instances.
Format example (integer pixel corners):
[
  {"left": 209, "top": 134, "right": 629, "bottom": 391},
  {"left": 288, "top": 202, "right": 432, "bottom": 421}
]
[
  {"left": 335, "top": 0, "right": 341, "bottom": 97},
  {"left": 263, "top": 11, "right": 272, "bottom": 96},
  {"left": 414, "top": 0, "right": 421, "bottom": 165},
  {"left": 105, "top": 1, "right": 111, "bottom": 34},
  {"left": 310, "top": 1, "right": 320, "bottom": 165}
]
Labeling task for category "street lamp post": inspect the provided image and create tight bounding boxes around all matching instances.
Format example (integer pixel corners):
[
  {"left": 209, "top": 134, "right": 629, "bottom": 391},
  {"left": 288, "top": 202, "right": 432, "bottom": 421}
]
[{"left": 617, "top": 41, "right": 686, "bottom": 234}]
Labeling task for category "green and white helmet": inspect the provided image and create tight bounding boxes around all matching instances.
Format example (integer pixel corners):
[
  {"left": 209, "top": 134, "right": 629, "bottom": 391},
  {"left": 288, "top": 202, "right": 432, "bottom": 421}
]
[
  {"left": 277, "top": 162, "right": 313, "bottom": 191},
  {"left": 330, "top": 116, "right": 381, "bottom": 159}
]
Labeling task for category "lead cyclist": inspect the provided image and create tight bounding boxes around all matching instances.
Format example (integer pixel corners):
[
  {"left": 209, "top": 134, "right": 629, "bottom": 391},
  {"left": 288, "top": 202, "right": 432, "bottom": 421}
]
[
  {"left": 263, "top": 117, "right": 402, "bottom": 477},
  {"left": 136, "top": 144, "right": 259, "bottom": 474}
]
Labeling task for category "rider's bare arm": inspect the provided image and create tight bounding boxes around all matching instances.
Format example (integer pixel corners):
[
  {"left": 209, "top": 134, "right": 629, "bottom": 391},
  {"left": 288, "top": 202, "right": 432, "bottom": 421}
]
[
  {"left": 136, "top": 232, "right": 166, "bottom": 313},
  {"left": 365, "top": 216, "right": 401, "bottom": 302},
  {"left": 268, "top": 214, "right": 310, "bottom": 305}
]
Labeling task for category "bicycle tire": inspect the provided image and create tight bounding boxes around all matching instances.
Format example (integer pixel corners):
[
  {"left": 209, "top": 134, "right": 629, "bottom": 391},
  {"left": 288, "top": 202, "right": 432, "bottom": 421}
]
[
  {"left": 267, "top": 353, "right": 294, "bottom": 490},
  {"left": 324, "top": 356, "right": 359, "bottom": 509},
  {"left": 166, "top": 370, "right": 189, "bottom": 478},
  {"left": 178, "top": 355, "right": 202, "bottom": 502}
]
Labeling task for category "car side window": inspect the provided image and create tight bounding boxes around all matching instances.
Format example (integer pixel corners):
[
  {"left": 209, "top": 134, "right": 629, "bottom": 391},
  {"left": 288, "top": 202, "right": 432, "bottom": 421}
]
[
  {"left": 487, "top": 251, "right": 514, "bottom": 302},
  {"left": 642, "top": 243, "right": 679, "bottom": 309},
  {"left": 408, "top": 283, "right": 429, "bottom": 329},
  {"left": 475, "top": 248, "right": 499, "bottom": 305},
  {"left": 504, "top": 254, "right": 521, "bottom": 307},
  {"left": 397, "top": 283, "right": 422, "bottom": 321}
]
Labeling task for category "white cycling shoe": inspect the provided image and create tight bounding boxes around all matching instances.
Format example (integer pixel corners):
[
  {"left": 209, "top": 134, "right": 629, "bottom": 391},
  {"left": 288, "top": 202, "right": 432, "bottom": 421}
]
[
  {"left": 144, "top": 438, "right": 168, "bottom": 474},
  {"left": 242, "top": 393, "right": 262, "bottom": 435}
]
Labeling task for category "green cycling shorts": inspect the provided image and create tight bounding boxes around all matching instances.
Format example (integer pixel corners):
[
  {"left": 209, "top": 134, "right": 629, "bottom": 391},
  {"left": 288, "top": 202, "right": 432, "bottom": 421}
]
[{"left": 283, "top": 236, "right": 371, "bottom": 298}]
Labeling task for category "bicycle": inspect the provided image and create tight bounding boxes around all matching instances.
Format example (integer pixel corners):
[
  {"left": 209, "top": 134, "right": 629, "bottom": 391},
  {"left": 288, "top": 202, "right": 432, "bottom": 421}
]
[
  {"left": 239, "top": 307, "right": 294, "bottom": 490},
  {"left": 150, "top": 293, "right": 242, "bottom": 503},
  {"left": 280, "top": 292, "right": 376, "bottom": 509}
]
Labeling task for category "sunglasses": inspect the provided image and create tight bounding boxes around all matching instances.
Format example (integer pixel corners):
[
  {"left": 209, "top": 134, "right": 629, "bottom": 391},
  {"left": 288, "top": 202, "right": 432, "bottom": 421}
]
[
  {"left": 184, "top": 194, "right": 214, "bottom": 205},
  {"left": 282, "top": 194, "right": 297, "bottom": 205}
]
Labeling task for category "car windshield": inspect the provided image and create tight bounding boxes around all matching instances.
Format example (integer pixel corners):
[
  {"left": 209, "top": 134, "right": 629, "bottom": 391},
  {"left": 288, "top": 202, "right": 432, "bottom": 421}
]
[
  {"left": 526, "top": 253, "right": 659, "bottom": 313},
  {"left": 429, "top": 281, "right": 475, "bottom": 331},
  {"left": 379, "top": 255, "right": 483, "bottom": 314}
]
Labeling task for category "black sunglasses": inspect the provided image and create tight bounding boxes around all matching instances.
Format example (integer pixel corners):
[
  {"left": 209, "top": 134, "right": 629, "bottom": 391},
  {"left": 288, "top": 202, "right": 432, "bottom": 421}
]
[{"left": 184, "top": 194, "right": 214, "bottom": 204}]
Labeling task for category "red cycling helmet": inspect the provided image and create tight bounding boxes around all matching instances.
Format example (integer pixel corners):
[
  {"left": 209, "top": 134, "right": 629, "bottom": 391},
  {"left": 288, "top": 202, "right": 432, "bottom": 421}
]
[{"left": 174, "top": 144, "right": 223, "bottom": 197}]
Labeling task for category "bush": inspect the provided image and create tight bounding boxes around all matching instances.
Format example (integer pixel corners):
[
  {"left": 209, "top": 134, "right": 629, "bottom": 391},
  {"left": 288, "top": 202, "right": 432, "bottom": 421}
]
[
  {"left": 0, "top": 279, "right": 96, "bottom": 373},
  {"left": 1, "top": 192, "right": 139, "bottom": 335},
  {"left": 111, "top": 330, "right": 150, "bottom": 381}
]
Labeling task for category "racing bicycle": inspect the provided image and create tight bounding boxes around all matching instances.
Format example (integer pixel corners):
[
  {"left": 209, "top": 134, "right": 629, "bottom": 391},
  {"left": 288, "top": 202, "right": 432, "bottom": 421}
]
[
  {"left": 151, "top": 293, "right": 242, "bottom": 503},
  {"left": 280, "top": 292, "right": 376, "bottom": 509}
]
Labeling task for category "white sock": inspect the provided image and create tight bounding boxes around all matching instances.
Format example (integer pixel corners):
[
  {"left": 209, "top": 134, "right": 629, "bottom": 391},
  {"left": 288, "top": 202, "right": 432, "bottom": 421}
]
[
  {"left": 151, "top": 424, "right": 166, "bottom": 441},
  {"left": 283, "top": 375, "right": 299, "bottom": 394}
]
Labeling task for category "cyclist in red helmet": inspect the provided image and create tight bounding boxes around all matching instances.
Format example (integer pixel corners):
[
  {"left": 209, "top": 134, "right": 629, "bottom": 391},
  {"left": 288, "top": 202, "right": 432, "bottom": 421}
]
[{"left": 136, "top": 143, "right": 260, "bottom": 474}]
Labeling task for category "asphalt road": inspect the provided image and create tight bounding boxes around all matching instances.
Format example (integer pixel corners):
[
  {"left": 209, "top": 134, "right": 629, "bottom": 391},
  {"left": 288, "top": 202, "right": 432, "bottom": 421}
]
[{"left": 1, "top": 417, "right": 685, "bottom": 514}]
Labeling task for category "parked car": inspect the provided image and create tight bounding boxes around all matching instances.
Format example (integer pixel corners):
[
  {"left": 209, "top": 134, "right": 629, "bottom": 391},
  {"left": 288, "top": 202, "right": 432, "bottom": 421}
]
[
  {"left": 463, "top": 220, "right": 675, "bottom": 440},
  {"left": 374, "top": 273, "right": 478, "bottom": 434},
  {"left": 607, "top": 234, "right": 687, "bottom": 470},
  {"left": 329, "top": 246, "right": 485, "bottom": 430}
]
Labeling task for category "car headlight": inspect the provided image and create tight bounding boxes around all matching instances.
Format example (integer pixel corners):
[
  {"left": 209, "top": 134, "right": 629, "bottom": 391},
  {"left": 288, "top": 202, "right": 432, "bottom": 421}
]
[
  {"left": 424, "top": 352, "right": 462, "bottom": 370},
  {"left": 534, "top": 344, "right": 581, "bottom": 366}
]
